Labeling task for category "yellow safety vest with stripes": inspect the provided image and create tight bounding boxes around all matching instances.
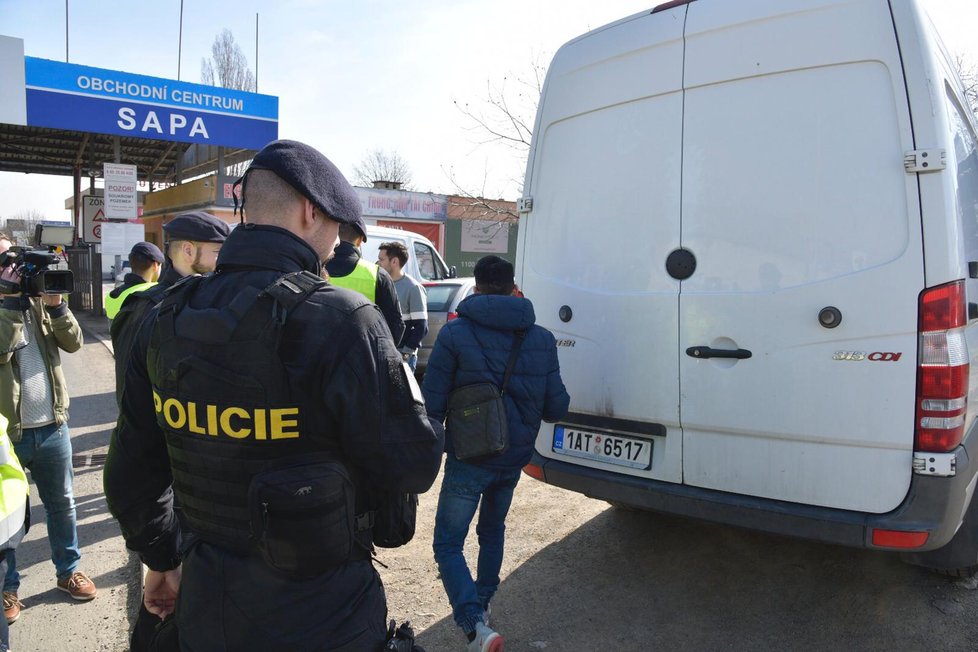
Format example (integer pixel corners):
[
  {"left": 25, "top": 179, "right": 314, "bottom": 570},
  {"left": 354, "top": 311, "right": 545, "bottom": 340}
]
[
  {"left": 0, "top": 413, "right": 29, "bottom": 550},
  {"left": 330, "top": 259, "right": 378, "bottom": 303},
  {"left": 105, "top": 282, "right": 157, "bottom": 319}
]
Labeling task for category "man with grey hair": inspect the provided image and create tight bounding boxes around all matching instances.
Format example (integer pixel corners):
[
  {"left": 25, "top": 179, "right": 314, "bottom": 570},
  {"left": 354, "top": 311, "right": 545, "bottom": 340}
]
[{"left": 105, "top": 141, "right": 443, "bottom": 650}]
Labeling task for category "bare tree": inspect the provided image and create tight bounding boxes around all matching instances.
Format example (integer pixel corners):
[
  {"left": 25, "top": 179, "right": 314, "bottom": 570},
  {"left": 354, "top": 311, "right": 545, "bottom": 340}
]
[
  {"left": 201, "top": 29, "right": 256, "bottom": 92},
  {"left": 448, "top": 56, "right": 547, "bottom": 215},
  {"left": 444, "top": 171, "right": 520, "bottom": 221},
  {"left": 202, "top": 30, "right": 256, "bottom": 177},
  {"left": 352, "top": 149, "right": 414, "bottom": 189},
  {"left": 2, "top": 209, "right": 47, "bottom": 244},
  {"left": 955, "top": 54, "right": 978, "bottom": 118},
  {"left": 454, "top": 59, "right": 545, "bottom": 153}
]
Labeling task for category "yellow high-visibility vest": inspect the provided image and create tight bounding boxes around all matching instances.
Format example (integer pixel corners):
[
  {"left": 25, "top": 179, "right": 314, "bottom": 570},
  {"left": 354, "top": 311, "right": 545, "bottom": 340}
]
[
  {"left": 330, "top": 259, "right": 378, "bottom": 303},
  {"left": 105, "top": 282, "right": 156, "bottom": 319},
  {"left": 0, "top": 413, "right": 29, "bottom": 550}
]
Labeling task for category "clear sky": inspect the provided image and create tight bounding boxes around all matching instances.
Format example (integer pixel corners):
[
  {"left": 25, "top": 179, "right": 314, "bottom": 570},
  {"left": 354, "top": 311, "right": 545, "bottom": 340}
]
[{"left": 0, "top": 0, "right": 974, "bottom": 221}]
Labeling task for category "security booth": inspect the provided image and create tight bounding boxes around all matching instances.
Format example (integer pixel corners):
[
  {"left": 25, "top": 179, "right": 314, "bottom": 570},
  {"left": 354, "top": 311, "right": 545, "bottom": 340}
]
[{"left": 0, "top": 35, "right": 278, "bottom": 314}]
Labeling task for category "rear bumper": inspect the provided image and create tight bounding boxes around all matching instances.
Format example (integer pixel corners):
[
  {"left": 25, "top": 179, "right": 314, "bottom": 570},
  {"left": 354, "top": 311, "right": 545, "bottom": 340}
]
[{"left": 528, "top": 424, "right": 978, "bottom": 551}]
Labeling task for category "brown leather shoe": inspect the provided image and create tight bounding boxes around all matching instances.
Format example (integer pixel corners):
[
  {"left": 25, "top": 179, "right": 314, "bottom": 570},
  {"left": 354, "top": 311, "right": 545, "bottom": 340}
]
[
  {"left": 3, "top": 591, "right": 21, "bottom": 624},
  {"left": 56, "top": 571, "right": 97, "bottom": 601}
]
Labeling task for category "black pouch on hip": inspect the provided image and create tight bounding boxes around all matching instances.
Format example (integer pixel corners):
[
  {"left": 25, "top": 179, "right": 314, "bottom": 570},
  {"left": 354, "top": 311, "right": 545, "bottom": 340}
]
[
  {"left": 248, "top": 456, "right": 356, "bottom": 578},
  {"left": 372, "top": 491, "right": 419, "bottom": 548}
]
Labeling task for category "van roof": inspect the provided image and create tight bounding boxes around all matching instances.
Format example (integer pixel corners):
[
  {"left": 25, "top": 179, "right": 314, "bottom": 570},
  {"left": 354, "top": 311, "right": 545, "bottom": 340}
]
[{"left": 366, "top": 224, "right": 435, "bottom": 244}]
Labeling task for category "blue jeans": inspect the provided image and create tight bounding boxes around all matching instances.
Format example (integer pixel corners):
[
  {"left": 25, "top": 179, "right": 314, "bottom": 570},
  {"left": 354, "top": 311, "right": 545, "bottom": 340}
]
[
  {"left": 405, "top": 353, "right": 418, "bottom": 372},
  {"left": 432, "top": 456, "right": 522, "bottom": 634},
  {"left": 4, "top": 423, "right": 80, "bottom": 591}
]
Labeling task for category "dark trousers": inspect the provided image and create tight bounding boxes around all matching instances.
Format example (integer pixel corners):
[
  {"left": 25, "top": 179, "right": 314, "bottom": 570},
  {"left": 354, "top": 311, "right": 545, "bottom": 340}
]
[
  {"left": 176, "top": 542, "right": 388, "bottom": 651},
  {"left": 130, "top": 603, "right": 179, "bottom": 652}
]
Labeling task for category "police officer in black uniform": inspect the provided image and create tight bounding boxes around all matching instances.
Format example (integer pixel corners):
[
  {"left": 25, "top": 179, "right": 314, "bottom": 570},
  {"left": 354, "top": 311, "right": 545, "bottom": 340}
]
[
  {"left": 109, "top": 211, "right": 230, "bottom": 407},
  {"left": 104, "top": 140, "right": 443, "bottom": 651},
  {"left": 105, "top": 241, "right": 163, "bottom": 318},
  {"left": 108, "top": 213, "right": 230, "bottom": 651},
  {"left": 325, "top": 222, "right": 405, "bottom": 345}
]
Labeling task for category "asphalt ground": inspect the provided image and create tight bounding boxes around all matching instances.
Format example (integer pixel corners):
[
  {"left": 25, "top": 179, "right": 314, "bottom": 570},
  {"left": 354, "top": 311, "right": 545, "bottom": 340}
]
[{"left": 12, "top": 300, "right": 978, "bottom": 651}]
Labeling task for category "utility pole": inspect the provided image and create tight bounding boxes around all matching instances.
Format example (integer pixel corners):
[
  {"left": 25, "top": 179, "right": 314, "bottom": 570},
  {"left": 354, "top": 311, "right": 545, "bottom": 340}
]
[
  {"left": 177, "top": 0, "right": 184, "bottom": 80},
  {"left": 255, "top": 13, "right": 259, "bottom": 91}
]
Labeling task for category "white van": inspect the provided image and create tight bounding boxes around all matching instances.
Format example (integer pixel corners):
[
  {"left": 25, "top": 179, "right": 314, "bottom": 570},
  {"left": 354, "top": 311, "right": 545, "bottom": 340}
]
[
  {"left": 360, "top": 224, "right": 455, "bottom": 282},
  {"left": 518, "top": 0, "right": 978, "bottom": 574}
]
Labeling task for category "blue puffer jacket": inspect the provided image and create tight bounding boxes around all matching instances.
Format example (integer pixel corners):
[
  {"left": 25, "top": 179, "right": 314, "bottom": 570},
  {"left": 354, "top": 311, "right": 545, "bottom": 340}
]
[{"left": 422, "top": 293, "right": 570, "bottom": 470}]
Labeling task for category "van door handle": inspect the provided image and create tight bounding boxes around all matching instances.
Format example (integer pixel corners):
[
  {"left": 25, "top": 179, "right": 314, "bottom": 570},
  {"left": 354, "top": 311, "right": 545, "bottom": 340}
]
[{"left": 686, "top": 346, "right": 752, "bottom": 359}]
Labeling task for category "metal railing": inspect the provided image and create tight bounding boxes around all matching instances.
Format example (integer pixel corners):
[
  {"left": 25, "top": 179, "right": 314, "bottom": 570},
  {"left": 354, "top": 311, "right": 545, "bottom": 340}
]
[{"left": 65, "top": 244, "right": 102, "bottom": 315}]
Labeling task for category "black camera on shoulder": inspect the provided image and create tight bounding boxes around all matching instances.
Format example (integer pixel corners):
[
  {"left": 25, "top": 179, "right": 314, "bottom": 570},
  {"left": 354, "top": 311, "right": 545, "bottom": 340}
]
[{"left": 0, "top": 246, "right": 74, "bottom": 297}]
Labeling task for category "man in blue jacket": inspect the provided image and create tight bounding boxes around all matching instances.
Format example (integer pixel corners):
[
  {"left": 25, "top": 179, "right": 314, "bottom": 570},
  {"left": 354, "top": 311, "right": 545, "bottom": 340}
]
[{"left": 422, "top": 255, "right": 569, "bottom": 652}]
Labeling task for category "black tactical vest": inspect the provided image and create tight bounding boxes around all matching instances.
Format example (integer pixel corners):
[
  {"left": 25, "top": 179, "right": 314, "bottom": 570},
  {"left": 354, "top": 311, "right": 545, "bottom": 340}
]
[{"left": 147, "top": 271, "right": 361, "bottom": 556}]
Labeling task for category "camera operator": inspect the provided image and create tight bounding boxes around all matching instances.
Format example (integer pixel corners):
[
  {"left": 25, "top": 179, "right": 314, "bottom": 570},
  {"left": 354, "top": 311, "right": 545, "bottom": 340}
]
[{"left": 0, "top": 233, "right": 96, "bottom": 628}]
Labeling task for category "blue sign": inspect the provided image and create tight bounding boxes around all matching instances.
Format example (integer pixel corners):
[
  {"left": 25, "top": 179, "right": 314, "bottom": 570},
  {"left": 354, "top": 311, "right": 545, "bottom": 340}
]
[{"left": 24, "top": 57, "right": 278, "bottom": 150}]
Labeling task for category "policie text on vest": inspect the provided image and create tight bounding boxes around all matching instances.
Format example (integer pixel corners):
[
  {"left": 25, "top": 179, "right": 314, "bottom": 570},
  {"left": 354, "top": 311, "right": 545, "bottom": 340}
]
[{"left": 153, "top": 391, "right": 300, "bottom": 440}]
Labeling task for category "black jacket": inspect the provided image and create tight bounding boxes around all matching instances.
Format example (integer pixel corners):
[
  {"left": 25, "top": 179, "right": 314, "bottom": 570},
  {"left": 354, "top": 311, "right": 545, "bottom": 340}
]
[
  {"left": 104, "top": 224, "right": 444, "bottom": 648},
  {"left": 109, "top": 264, "right": 182, "bottom": 407},
  {"left": 105, "top": 223, "right": 443, "bottom": 566},
  {"left": 325, "top": 241, "right": 405, "bottom": 346}
]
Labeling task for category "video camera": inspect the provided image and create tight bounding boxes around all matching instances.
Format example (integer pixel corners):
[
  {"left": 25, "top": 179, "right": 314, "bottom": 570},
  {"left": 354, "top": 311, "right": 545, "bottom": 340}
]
[{"left": 0, "top": 246, "right": 74, "bottom": 297}]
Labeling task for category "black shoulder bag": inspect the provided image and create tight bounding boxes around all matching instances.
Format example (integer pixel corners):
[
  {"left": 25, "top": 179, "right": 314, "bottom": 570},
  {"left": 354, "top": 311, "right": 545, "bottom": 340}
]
[{"left": 446, "top": 330, "right": 526, "bottom": 462}]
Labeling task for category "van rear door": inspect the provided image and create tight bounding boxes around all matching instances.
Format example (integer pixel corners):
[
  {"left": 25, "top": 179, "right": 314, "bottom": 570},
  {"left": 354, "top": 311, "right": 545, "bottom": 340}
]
[
  {"left": 519, "top": 9, "right": 686, "bottom": 483},
  {"left": 678, "top": 0, "right": 923, "bottom": 512}
]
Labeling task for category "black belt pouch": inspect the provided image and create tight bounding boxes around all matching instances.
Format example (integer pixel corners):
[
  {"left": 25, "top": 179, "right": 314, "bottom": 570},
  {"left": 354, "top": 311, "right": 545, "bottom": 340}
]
[{"left": 248, "top": 457, "right": 356, "bottom": 578}]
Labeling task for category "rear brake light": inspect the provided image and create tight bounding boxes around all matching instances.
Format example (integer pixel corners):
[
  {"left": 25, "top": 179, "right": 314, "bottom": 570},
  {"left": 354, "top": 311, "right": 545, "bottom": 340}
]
[
  {"left": 871, "top": 528, "right": 929, "bottom": 548},
  {"left": 915, "top": 280, "right": 970, "bottom": 453},
  {"left": 447, "top": 312, "right": 458, "bottom": 321},
  {"left": 522, "top": 463, "right": 545, "bottom": 481},
  {"left": 919, "top": 281, "right": 966, "bottom": 330}
]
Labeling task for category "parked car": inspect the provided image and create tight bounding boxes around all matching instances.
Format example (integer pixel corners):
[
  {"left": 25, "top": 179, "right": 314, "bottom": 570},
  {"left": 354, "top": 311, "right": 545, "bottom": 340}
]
[
  {"left": 518, "top": 0, "right": 978, "bottom": 575},
  {"left": 417, "top": 277, "right": 476, "bottom": 375},
  {"left": 360, "top": 225, "right": 456, "bottom": 282},
  {"left": 113, "top": 261, "right": 131, "bottom": 286}
]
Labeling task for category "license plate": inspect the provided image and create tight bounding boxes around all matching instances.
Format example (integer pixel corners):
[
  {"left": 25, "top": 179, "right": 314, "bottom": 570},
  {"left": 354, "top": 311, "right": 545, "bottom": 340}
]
[{"left": 552, "top": 425, "right": 652, "bottom": 470}]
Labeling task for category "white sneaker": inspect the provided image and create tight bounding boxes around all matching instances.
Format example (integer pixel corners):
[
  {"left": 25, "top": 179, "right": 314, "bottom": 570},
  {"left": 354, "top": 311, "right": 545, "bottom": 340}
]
[{"left": 467, "top": 621, "right": 504, "bottom": 652}]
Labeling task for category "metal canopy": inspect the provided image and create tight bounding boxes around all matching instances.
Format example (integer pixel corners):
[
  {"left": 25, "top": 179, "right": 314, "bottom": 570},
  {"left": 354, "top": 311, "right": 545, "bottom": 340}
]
[{"left": 0, "top": 123, "right": 256, "bottom": 182}]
